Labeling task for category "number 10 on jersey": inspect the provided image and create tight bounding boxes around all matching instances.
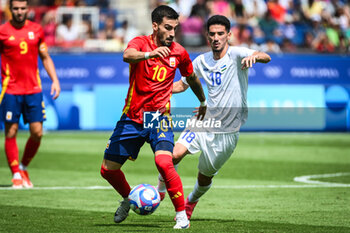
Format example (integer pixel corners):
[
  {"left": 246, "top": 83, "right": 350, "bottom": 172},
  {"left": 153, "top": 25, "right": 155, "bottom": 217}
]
[{"left": 152, "top": 65, "right": 167, "bottom": 82}]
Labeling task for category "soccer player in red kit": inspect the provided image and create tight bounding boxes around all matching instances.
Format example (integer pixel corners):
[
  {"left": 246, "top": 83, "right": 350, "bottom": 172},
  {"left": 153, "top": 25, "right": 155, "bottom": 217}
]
[
  {"left": 100, "top": 5, "right": 206, "bottom": 229},
  {"left": 0, "top": 0, "right": 60, "bottom": 189}
]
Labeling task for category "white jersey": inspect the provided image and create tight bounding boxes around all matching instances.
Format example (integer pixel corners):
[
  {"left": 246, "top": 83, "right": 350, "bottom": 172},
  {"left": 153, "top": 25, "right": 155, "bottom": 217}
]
[{"left": 182, "top": 46, "right": 255, "bottom": 132}]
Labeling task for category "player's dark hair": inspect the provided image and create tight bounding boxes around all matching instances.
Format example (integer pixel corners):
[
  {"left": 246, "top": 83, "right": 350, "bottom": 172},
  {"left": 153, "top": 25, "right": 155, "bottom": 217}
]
[
  {"left": 206, "top": 15, "right": 231, "bottom": 32},
  {"left": 151, "top": 5, "right": 179, "bottom": 24},
  {"left": 10, "top": 0, "right": 28, "bottom": 9}
]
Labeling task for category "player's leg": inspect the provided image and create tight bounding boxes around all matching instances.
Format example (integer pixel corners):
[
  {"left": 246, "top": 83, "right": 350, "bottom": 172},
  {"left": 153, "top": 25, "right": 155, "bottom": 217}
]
[
  {"left": 19, "top": 121, "right": 43, "bottom": 188},
  {"left": 21, "top": 121, "right": 42, "bottom": 166},
  {"left": 185, "top": 172, "right": 213, "bottom": 220},
  {"left": 100, "top": 158, "right": 131, "bottom": 223},
  {"left": 1, "top": 93, "right": 23, "bottom": 188},
  {"left": 101, "top": 158, "right": 129, "bottom": 198},
  {"left": 157, "top": 142, "right": 189, "bottom": 201},
  {"left": 20, "top": 93, "right": 46, "bottom": 188},
  {"left": 185, "top": 132, "right": 239, "bottom": 219},
  {"left": 157, "top": 129, "right": 200, "bottom": 200},
  {"left": 154, "top": 149, "right": 189, "bottom": 229},
  {"left": 4, "top": 122, "right": 22, "bottom": 188},
  {"left": 151, "top": 118, "right": 189, "bottom": 229},
  {"left": 100, "top": 114, "right": 145, "bottom": 223}
]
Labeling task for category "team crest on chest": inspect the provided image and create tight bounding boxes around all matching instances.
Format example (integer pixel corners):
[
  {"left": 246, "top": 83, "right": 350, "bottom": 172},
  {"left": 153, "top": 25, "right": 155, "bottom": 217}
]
[
  {"left": 169, "top": 57, "right": 176, "bottom": 67},
  {"left": 28, "top": 31, "right": 35, "bottom": 40}
]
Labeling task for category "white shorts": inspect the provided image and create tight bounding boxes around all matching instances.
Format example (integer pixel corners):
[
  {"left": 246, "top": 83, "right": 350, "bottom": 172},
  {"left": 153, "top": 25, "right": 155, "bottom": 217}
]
[{"left": 176, "top": 131, "right": 239, "bottom": 177}]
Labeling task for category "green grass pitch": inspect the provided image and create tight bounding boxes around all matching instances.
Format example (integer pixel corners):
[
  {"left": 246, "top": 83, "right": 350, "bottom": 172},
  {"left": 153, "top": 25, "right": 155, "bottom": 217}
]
[{"left": 0, "top": 132, "right": 349, "bottom": 232}]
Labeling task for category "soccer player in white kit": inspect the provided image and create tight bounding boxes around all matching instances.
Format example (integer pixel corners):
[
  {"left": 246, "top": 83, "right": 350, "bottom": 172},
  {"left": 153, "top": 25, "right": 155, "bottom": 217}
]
[{"left": 157, "top": 15, "right": 271, "bottom": 220}]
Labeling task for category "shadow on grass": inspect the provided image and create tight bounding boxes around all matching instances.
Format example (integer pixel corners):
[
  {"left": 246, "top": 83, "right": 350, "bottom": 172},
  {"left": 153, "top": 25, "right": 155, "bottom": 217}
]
[
  {"left": 95, "top": 223, "right": 162, "bottom": 228},
  {"left": 1, "top": 205, "right": 349, "bottom": 233}
]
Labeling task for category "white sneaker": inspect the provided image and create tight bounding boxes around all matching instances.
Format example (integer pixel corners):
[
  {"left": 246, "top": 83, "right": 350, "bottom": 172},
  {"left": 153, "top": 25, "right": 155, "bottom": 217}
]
[
  {"left": 114, "top": 199, "right": 130, "bottom": 223},
  {"left": 173, "top": 211, "right": 190, "bottom": 229}
]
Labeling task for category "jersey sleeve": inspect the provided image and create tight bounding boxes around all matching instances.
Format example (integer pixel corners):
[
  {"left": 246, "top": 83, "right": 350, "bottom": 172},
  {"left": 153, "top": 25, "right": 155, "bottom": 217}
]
[
  {"left": 38, "top": 25, "right": 48, "bottom": 53},
  {"left": 125, "top": 36, "right": 144, "bottom": 51},
  {"left": 178, "top": 49, "right": 193, "bottom": 77},
  {"left": 192, "top": 56, "right": 202, "bottom": 78},
  {"left": 38, "top": 25, "right": 45, "bottom": 44},
  {"left": 230, "top": 46, "right": 255, "bottom": 59}
]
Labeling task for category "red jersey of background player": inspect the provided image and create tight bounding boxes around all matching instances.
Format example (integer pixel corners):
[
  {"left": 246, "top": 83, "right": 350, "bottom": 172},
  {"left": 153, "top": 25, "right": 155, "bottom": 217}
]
[
  {"left": 0, "top": 20, "right": 45, "bottom": 95},
  {"left": 123, "top": 35, "right": 193, "bottom": 124}
]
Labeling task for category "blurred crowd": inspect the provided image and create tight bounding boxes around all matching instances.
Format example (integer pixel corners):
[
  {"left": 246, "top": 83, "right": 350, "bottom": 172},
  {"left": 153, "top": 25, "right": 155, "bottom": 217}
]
[
  {"left": 158, "top": 0, "right": 350, "bottom": 54},
  {"left": 0, "top": 0, "right": 349, "bottom": 54}
]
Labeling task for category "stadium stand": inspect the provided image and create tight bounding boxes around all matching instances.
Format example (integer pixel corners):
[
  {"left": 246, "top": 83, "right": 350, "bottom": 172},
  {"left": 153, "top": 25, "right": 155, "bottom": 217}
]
[{"left": 0, "top": 0, "right": 349, "bottom": 53}]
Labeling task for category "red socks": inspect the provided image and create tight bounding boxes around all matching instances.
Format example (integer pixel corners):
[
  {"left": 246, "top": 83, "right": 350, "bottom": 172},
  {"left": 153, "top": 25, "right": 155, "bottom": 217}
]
[
  {"left": 5, "top": 137, "right": 20, "bottom": 174},
  {"left": 155, "top": 154, "right": 185, "bottom": 212},
  {"left": 100, "top": 166, "right": 131, "bottom": 198},
  {"left": 100, "top": 154, "right": 185, "bottom": 212},
  {"left": 21, "top": 137, "right": 41, "bottom": 167}
]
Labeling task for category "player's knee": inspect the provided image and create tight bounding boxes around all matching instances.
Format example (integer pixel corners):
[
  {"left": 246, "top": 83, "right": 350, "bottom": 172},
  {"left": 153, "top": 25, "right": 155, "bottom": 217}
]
[
  {"left": 100, "top": 165, "right": 107, "bottom": 179},
  {"left": 5, "top": 123, "right": 18, "bottom": 138},
  {"left": 102, "top": 158, "right": 122, "bottom": 171},
  {"left": 155, "top": 154, "right": 173, "bottom": 173},
  {"left": 100, "top": 163, "right": 121, "bottom": 179},
  {"left": 30, "top": 132, "right": 42, "bottom": 141},
  {"left": 172, "top": 143, "right": 187, "bottom": 161},
  {"left": 198, "top": 172, "right": 213, "bottom": 186}
]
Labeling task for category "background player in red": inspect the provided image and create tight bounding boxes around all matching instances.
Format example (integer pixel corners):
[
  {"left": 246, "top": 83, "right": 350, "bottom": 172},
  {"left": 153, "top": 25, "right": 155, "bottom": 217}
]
[
  {"left": 100, "top": 5, "right": 206, "bottom": 229},
  {"left": 0, "top": 0, "right": 60, "bottom": 189}
]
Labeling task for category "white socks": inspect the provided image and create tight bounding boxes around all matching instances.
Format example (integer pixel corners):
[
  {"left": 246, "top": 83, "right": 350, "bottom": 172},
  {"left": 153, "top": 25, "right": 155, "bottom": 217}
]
[
  {"left": 13, "top": 172, "right": 21, "bottom": 179},
  {"left": 176, "top": 210, "right": 187, "bottom": 220},
  {"left": 19, "top": 163, "right": 27, "bottom": 171},
  {"left": 157, "top": 173, "right": 166, "bottom": 192},
  {"left": 187, "top": 180, "right": 212, "bottom": 203}
]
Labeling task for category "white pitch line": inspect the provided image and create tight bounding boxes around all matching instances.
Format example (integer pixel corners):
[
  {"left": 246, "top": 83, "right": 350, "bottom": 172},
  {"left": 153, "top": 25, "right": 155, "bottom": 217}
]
[
  {"left": 294, "top": 172, "right": 350, "bottom": 186},
  {"left": 1, "top": 172, "right": 349, "bottom": 191},
  {"left": 0, "top": 184, "right": 350, "bottom": 191}
]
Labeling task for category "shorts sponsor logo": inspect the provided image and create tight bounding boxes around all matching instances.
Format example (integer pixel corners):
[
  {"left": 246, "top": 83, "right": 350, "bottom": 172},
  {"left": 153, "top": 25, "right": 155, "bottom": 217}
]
[{"left": 6, "top": 111, "right": 12, "bottom": 121}]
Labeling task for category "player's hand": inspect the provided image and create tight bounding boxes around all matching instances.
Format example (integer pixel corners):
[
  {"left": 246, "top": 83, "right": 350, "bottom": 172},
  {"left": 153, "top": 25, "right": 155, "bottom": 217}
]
[
  {"left": 241, "top": 54, "right": 258, "bottom": 70},
  {"left": 150, "top": 46, "right": 171, "bottom": 59},
  {"left": 51, "top": 81, "right": 61, "bottom": 99},
  {"left": 193, "top": 106, "right": 207, "bottom": 121}
]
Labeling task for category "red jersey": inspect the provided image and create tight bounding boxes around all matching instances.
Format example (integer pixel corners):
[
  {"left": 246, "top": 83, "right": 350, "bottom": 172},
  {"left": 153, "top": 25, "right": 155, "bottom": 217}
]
[
  {"left": 123, "top": 35, "right": 193, "bottom": 123},
  {"left": 0, "top": 20, "right": 45, "bottom": 95}
]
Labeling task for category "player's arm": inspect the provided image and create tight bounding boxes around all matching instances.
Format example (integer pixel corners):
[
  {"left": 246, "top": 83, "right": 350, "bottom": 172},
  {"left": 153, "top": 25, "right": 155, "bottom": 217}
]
[
  {"left": 123, "top": 47, "right": 172, "bottom": 64},
  {"left": 39, "top": 43, "right": 60, "bottom": 99},
  {"left": 173, "top": 79, "right": 189, "bottom": 93},
  {"left": 185, "top": 72, "right": 207, "bottom": 120},
  {"left": 241, "top": 51, "right": 271, "bottom": 70}
]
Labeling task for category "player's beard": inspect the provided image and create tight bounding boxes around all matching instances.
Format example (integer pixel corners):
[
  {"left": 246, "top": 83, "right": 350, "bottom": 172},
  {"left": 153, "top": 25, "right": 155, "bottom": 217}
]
[
  {"left": 158, "top": 31, "right": 173, "bottom": 47},
  {"left": 12, "top": 12, "right": 27, "bottom": 24},
  {"left": 212, "top": 44, "right": 224, "bottom": 53}
]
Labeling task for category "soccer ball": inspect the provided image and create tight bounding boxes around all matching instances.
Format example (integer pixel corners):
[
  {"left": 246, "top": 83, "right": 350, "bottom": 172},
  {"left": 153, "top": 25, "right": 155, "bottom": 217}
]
[{"left": 128, "top": 184, "right": 161, "bottom": 215}]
